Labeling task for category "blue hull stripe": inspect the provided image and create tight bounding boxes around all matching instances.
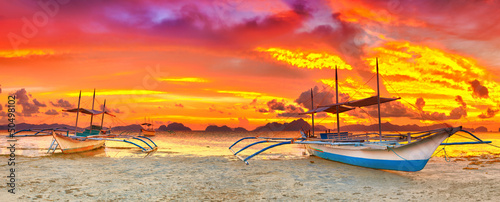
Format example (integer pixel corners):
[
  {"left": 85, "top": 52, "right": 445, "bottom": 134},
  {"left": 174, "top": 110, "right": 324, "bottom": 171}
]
[{"left": 311, "top": 149, "right": 429, "bottom": 172}]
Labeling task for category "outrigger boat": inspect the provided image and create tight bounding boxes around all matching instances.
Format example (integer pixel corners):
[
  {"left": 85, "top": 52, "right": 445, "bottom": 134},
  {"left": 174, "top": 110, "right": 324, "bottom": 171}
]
[
  {"left": 140, "top": 118, "right": 156, "bottom": 136},
  {"left": 230, "top": 59, "right": 492, "bottom": 172},
  {"left": 11, "top": 89, "right": 158, "bottom": 154}
]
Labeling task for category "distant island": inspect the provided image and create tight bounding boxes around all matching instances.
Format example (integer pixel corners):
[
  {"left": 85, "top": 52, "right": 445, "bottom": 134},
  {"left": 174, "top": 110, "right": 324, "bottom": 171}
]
[
  {"left": 203, "top": 125, "right": 248, "bottom": 132},
  {"left": 474, "top": 126, "right": 488, "bottom": 132},
  {"left": 252, "top": 118, "right": 327, "bottom": 132},
  {"left": 158, "top": 122, "right": 191, "bottom": 131},
  {"left": 1, "top": 120, "right": 494, "bottom": 133},
  {"left": 205, "top": 125, "right": 232, "bottom": 132}
]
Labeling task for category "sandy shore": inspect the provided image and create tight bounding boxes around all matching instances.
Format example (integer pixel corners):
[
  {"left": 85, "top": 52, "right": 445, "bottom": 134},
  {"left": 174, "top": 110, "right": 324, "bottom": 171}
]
[{"left": 1, "top": 152, "right": 499, "bottom": 201}]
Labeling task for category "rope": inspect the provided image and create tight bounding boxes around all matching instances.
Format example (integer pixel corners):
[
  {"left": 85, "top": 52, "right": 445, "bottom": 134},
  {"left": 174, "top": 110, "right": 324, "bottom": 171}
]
[
  {"left": 455, "top": 133, "right": 500, "bottom": 149},
  {"left": 381, "top": 75, "right": 445, "bottom": 129},
  {"left": 388, "top": 147, "right": 408, "bottom": 161},
  {"left": 432, "top": 137, "right": 451, "bottom": 162},
  {"left": 346, "top": 74, "right": 375, "bottom": 99}
]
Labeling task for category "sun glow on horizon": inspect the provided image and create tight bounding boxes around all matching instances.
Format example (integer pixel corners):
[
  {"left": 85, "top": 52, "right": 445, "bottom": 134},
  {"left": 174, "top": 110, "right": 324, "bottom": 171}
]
[
  {"left": 0, "top": 49, "right": 55, "bottom": 58},
  {"left": 66, "top": 90, "right": 166, "bottom": 97},
  {"left": 1, "top": 0, "right": 499, "bottom": 131}
]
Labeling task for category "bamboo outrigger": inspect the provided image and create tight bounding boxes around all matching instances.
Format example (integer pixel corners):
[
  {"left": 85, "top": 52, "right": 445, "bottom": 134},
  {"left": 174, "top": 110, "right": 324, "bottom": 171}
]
[
  {"left": 230, "top": 59, "right": 493, "bottom": 172},
  {"left": 10, "top": 89, "right": 158, "bottom": 154}
]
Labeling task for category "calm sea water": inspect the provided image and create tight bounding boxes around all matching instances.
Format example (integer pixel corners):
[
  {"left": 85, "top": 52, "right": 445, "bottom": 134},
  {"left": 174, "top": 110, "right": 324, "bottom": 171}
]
[{"left": 1, "top": 130, "right": 499, "bottom": 159}]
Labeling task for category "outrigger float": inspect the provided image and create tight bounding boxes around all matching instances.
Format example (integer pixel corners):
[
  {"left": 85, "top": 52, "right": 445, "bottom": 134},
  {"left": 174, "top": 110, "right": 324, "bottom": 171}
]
[
  {"left": 10, "top": 89, "right": 158, "bottom": 154},
  {"left": 230, "top": 59, "right": 492, "bottom": 172}
]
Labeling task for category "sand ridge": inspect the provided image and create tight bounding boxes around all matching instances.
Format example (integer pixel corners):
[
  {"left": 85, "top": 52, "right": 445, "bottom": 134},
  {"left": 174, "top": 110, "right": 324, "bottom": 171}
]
[{"left": 1, "top": 154, "right": 499, "bottom": 201}]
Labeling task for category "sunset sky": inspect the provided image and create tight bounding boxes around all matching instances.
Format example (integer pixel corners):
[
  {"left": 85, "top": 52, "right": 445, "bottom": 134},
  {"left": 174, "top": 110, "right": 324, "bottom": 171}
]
[{"left": 1, "top": 0, "right": 500, "bottom": 131}]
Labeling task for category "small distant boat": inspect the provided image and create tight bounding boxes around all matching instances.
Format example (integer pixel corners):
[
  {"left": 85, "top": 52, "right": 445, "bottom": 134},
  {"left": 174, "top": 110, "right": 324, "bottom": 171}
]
[
  {"left": 140, "top": 118, "right": 156, "bottom": 136},
  {"left": 230, "top": 59, "right": 492, "bottom": 172},
  {"left": 140, "top": 128, "right": 156, "bottom": 136},
  {"left": 12, "top": 89, "right": 158, "bottom": 154}
]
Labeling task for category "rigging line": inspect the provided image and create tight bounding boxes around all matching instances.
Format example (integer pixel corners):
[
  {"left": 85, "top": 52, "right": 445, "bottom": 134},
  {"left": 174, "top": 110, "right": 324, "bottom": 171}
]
[
  {"left": 356, "top": 107, "right": 378, "bottom": 128},
  {"left": 455, "top": 133, "right": 500, "bottom": 149},
  {"left": 379, "top": 74, "right": 430, "bottom": 127},
  {"left": 380, "top": 74, "right": 453, "bottom": 130},
  {"left": 314, "top": 113, "right": 332, "bottom": 126},
  {"left": 316, "top": 82, "right": 335, "bottom": 107},
  {"left": 262, "top": 88, "right": 327, "bottom": 138},
  {"left": 348, "top": 74, "right": 376, "bottom": 100},
  {"left": 379, "top": 74, "right": 428, "bottom": 126},
  {"left": 433, "top": 137, "right": 451, "bottom": 162},
  {"left": 388, "top": 147, "right": 409, "bottom": 161}
]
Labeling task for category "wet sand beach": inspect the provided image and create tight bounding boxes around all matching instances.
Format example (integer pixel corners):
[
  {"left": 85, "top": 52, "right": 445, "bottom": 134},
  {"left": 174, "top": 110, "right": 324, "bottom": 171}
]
[
  {"left": 2, "top": 131, "right": 499, "bottom": 201},
  {"left": 2, "top": 153, "right": 499, "bottom": 201}
]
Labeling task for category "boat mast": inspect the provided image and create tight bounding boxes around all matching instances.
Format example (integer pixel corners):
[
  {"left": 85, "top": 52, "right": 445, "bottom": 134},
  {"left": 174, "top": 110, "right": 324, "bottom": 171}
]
[
  {"left": 89, "top": 88, "right": 96, "bottom": 134},
  {"left": 335, "top": 65, "right": 340, "bottom": 134},
  {"left": 311, "top": 88, "right": 314, "bottom": 137},
  {"left": 74, "top": 90, "right": 82, "bottom": 135},
  {"left": 376, "top": 58, "right": 382, "bottom": 141},
  {"left": 100, "top": 99, "right": 106, "bottom": 131}
]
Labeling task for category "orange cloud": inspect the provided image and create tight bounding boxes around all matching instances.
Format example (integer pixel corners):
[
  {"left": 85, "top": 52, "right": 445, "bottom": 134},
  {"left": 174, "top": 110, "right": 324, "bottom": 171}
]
[
  {"left": 256, "top": 47, "right": 353, "bottom": 70},
  {"left": 327, "top": 0, "right": 425, "bottom": 27},
  {"left": 158, "top": 77, "right": 209, "bottom": 83},
  {"left": 364, "top": 41, "right": 499, "bottom": 119},
  {"left": 0, "top": 49, "right": 54, "bottom": 58},
  {"left": 66, "top": 90, "right": 165, "bottom": 97}
]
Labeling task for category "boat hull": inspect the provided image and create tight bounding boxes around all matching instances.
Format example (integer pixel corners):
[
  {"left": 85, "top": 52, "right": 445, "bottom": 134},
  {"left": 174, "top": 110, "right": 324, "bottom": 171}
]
[
  {"left": 52, "top": 132, "right": 105, "bottom": 154},
  {"left": 141, "top": 128, "right": 156, "bottom": 136},
  {"left": 306, "top": 129, "right": 453, "bottom": 171}
]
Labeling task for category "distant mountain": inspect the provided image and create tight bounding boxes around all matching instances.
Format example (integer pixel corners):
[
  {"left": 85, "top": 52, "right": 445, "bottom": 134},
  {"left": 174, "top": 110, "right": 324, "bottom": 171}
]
[
  {"left": 158, "top": 122, "right": 192, "bottom": 131},
  {"left": 338, "top": 122, "right": 472, "bottom": 132},
  {"left": 250, "top": 119, "right": 474, "bottom": 132},
  {"left": 252, "top": 118, "right": 326, "bottom": 132},
  {"left": 233, "top": 127, "right": 248, "bottom": 132},
  {"left": 205, "top": 125, "right": 233, "bottom": 132},
  {"left": 0, "top": 123, "right": 75, "bottom": 130},
  {"left": 475, "top": 126, "right": 488, "bottom": 132}
]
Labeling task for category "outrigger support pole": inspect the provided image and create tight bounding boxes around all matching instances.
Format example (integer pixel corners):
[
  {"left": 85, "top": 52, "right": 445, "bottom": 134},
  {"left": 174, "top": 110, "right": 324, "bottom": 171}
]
[
  {"left": 243, "top": 141, "right": 293, "bottom": 164},
  {"left": 440, "top": 129, "right": 492, "bottom": 145}
]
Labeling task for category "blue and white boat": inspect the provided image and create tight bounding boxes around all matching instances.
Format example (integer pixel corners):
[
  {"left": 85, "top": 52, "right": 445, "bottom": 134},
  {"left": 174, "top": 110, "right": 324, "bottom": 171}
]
[{"left": 229, "top": 59, "right": 491, "bottom": 172}]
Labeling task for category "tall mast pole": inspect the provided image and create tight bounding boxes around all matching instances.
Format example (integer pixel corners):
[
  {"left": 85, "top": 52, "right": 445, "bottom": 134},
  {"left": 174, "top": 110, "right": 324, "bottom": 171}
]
[
  {"left": 89, "top": 88, "right": 96, "bottom": 134},
  {"left": 100, "top": 99, "right": 106, "bottom": 131},
  {"left": 74, "top": 90, "right": 82, "bottom": 136},
  {"left": 335, "top": 65, "right": 340, "bottom": 134},
  {"left": 376, "top": 58, "right": 382, "bottom": 141},
  {"left": 311, "top": 88, "right": 314, "bottom": 137}
]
